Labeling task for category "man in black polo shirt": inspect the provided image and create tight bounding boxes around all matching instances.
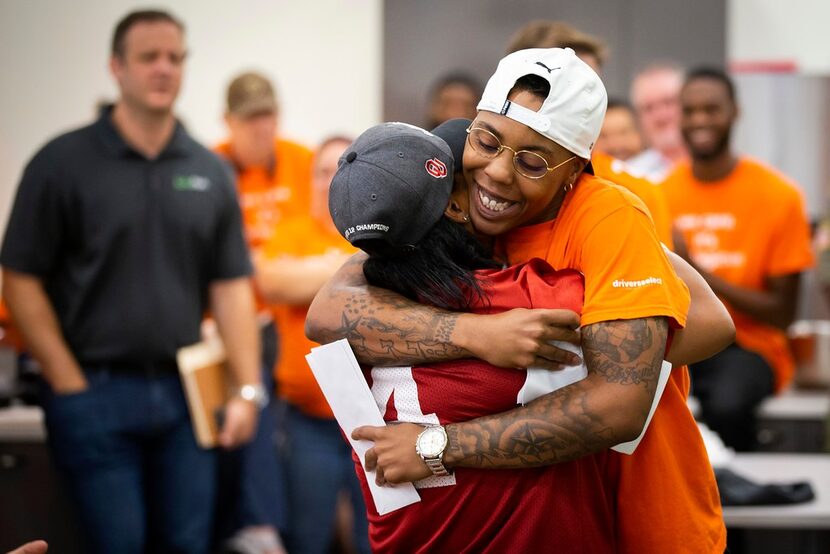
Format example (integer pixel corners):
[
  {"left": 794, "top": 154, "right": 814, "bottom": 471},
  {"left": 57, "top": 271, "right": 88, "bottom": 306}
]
[{"left": 0, "top": 10, "right": 262, "bottom": 554}]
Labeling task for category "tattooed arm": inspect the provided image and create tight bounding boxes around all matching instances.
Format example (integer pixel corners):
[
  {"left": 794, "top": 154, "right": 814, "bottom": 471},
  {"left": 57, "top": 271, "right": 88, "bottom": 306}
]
[
  {"left": 353, "top": 317, "right": 668, "bottom": 482},
  {"left": 305, "top": 252, "right": 582, "bottom": 368},
  {"left": 444, "top": 317, "right": 668, "bottom": 468}
]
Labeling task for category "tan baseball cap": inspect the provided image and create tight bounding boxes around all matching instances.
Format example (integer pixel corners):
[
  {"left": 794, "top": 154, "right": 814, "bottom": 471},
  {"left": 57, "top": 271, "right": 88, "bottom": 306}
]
[{"left": 226, "top": 72, "right": 277, "bottom": 117}]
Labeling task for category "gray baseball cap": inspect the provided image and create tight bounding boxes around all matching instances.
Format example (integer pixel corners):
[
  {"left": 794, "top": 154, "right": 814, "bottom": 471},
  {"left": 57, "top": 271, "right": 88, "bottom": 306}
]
[{"left": 329, "top": 122, "right": 454, "bottom": 252}]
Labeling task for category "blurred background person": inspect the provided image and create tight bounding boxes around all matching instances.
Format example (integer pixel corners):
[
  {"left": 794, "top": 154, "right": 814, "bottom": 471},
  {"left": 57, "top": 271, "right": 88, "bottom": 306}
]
[
  {"left": 0, "top": 9, "right": 261, "bottom": 554},
  {"left": 255, "top": 136, "right": 370, "bottom": 554},
  {"left": 664, "top": 67, "right": 814, "bottom": 452},
  {"left": 627, "top": 62, "right": 688, "bottom": 182},
  {"left": 596, "top": 98, "right": 645, "bottom": 162},
  {"left": 504, "top": 19, "right": 607, "bottom": 73},
  {"left": 214, "top": 71, "right": 316, "bottom": 554},
  {"left": 215, "top": 70, "right": 313, "bottom": 384},
  {"left": 424, "top": 71, "right": 482, "bottom": 129}
]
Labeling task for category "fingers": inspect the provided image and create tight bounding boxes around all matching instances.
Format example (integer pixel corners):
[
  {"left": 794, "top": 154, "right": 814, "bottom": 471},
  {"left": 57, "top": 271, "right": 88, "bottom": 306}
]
[
  {"left": 11, "top": 541, "right": 49, "bottom": 554},
  {"left": 364, "top": 446, "right": 378, "bottom": 471},
  {"left": 375, "top": 466, "right": 386, "bottom": 486},
  {"left": 217, "top": 415, "right": 235, "bottom": 448},
  {"left": 539, "top": 309, "right": 581, "bottom": 329},
  {"left": 352, "top": 425, "right": 383, "bottom": 442},
  {"left": 218, "top": 402, "right": 257, "bottom": 449},
  {"left": 535, "top": 342, "right": 582, "bottom": 366},
  {"left": 538, "top": 325, "right": 581, "bottom": 346}
]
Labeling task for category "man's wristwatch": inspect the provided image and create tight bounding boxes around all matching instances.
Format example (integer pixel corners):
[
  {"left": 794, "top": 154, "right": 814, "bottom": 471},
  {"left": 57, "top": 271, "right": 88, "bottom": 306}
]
[
  {"left": 236, "top": 383, "right": 268, "bottom": 409},
  {"left": 415, "top": 425, "right": 451, "bottom": 476}
]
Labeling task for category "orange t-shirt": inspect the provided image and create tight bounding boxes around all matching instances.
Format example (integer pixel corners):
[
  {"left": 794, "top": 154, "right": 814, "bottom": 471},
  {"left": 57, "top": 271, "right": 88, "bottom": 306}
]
[
  {"left": 663, "top": 158, "right": 815, "bottom": 390},
  {"left": 502, "top": 173, "right": 725, "bottom": 554},
  {"left": 592, "top": 151, "right": 674, "bottom": 248},
  {"left": 215, "top": 137, "right": 314, "bottom": 317},
  {"left": 0, "top": 300, "right": 25, "bottom": 352},
  {"left": 262, "top": 216, "right": 356, "bottom": 418},
  {"left": 214, "top": 138, "right": 314, "bottom": 249}
]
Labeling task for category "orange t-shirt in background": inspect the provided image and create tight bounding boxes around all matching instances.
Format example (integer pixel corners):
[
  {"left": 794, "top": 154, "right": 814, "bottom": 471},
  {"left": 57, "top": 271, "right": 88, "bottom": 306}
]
[
  {"left": 262, "top": 216, "right": 356, "bottom": 418},
  {"left": 214, "top": 138, "right": 314, "bottom": 249},
  {"left": 215, "top": 137, "right": 314, "bottom": 320},
  {"left": 663, "top": 158, "right": 815, "bottom": 390},
  {"left": 502, "top": 173, "right": 725, "bottom": 554},
  {"left": 591, "top": 151, "right": 674, "bottom": 248}
]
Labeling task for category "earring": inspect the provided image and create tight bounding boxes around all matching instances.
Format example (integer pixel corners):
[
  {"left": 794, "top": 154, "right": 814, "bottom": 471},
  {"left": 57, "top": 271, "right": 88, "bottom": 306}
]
[
  {"left": 564, "top": 181, "right": 574, "bottom": 193},
  {"left": 462, "top": 214, "right": 470, "bottom": 222}
]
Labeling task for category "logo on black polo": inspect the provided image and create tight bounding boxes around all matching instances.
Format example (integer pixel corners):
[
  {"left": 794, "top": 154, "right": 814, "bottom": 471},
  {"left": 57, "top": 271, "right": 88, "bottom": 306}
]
[{"left": 173, "top": 175, "right": 211, "bottom": 191}]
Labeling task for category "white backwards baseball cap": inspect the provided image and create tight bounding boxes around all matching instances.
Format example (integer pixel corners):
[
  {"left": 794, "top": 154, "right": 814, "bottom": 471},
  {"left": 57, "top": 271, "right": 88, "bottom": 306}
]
[{"left": 477, "top": 47, "right": 608, "bottom": 159}]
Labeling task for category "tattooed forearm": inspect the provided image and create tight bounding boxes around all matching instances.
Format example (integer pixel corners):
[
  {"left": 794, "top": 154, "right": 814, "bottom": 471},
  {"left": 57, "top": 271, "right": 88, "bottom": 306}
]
[
  {"left": 306, "top": 254, "right": 471, "bottom": 365},
  {"left": 581, "top": 319, "right": 664, "bottom": 393},
  {"left": 443, "top": 317, "right": 668, "bottom": 469}
]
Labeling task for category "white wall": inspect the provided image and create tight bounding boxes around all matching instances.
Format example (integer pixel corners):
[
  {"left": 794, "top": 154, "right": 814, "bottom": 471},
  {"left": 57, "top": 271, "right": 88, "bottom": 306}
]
[
  {"left": 728, "top": 0, "right": 830, "bottom": 74},
  {"left": 0, "top": 0, "right": 383, "bottom": 228}
]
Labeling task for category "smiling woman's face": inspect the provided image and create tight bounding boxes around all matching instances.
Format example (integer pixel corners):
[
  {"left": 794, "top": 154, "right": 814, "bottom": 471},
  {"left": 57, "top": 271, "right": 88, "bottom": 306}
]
[{"left": 463, "top": 90, "right": 580, "bottom": 238}]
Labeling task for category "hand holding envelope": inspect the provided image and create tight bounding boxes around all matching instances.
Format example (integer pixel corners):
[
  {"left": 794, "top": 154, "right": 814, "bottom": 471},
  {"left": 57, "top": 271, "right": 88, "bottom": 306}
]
[{"left": 305, "top": 340, "right": 420, "bottom": 515}]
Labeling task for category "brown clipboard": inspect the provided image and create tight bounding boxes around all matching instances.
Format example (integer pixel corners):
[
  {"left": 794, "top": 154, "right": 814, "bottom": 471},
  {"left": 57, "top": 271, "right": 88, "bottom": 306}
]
[{"left": 176, "top": 336, "right": 230, "bottom": 448}]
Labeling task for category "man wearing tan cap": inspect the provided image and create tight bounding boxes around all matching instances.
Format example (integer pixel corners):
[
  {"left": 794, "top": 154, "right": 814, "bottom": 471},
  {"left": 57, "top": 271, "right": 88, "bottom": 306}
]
[
  {"left": 216, "top": 72, "right": 314, "bottom": 247},
  {"left": 214, "top": 72, "right": 314, "bottom": 554},
  {"left": 214, "top": 71, "right": 314, "bottom": 394}
]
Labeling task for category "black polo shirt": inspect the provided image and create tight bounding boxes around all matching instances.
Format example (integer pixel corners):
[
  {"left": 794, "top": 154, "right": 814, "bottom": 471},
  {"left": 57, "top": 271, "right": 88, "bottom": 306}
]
[{"left": 0, "top": 107, "right": 252, "bottom": 365}]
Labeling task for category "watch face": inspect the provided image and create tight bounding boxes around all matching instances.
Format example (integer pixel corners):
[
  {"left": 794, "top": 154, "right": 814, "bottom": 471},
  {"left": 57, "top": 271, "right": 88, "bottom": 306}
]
[{"left": 417, "top": 427, "right": 446, "bottom": 458}]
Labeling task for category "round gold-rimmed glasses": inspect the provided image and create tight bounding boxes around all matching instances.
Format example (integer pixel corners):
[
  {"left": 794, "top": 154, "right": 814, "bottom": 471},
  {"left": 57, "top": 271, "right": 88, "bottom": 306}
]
[{"left": 466, "top": 125, "right": 576, "bottom": 180}]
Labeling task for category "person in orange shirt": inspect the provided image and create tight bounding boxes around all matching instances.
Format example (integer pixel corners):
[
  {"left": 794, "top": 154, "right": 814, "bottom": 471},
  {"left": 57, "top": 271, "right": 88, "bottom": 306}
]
[
  {"left": 215, "top": 70, "right": 315, "bottom": 376},
  {"left": 504, "top": 20, "right": 674, "bottom": 248},
  {"left": 664, "top": 67, "right": 814, "bottom": 452},
  {"left": 213, "top": 71, "right": 314, "bottom": 554},
  {"left": 309, "top": 48, "right": 729, "bottom": 554},
  {"left": 256, "top": 136, "right": 370, "bottom": 554},
  {"left": 215, "top": 72, "right": 314, "bottom": 249}
]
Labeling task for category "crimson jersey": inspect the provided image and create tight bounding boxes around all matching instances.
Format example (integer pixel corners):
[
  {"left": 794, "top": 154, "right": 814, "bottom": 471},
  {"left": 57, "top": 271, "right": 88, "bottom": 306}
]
[{"left": 356, "top": 259, "right": 617, "bottom": 554}]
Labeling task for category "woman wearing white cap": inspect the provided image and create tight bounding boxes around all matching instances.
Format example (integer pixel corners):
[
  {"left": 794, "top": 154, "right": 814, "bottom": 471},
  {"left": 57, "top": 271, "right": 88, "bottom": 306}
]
[
  {"left": 310, "top": 48, "right": 728, "bottom": 553},
  {"left": 328, "top": 120, "right": 612, "bottom": 552}
]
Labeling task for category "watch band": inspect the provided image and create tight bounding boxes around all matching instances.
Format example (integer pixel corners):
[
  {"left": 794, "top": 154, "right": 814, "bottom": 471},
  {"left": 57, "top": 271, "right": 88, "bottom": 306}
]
[{"left": 424, "top": 456, "right": 451, "bottom": 477}]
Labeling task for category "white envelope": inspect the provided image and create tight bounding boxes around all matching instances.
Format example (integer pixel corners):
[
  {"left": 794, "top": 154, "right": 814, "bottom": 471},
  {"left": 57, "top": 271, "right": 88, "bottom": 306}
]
[
  {"left": 611, "top": 360, "right": 673, "bottom": 455},
  {"left": 517, "top": 341, "right": 588, "bottom": 405},
  {"left": 518, "top": 341, "right": 671, "bottom": 455},
  {"left": 305, "top": 340, "right": 420, "bottom": 515}
]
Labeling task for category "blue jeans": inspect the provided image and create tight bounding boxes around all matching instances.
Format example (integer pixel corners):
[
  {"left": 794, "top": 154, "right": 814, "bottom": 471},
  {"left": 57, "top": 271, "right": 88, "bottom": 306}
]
[
  {"left": 280, "top": 404, "right": 371, "bottom": 554},
  {"left": 40, "top": 368, "right": 216, "bottom": 554},
  {"left": 215, "top": 364, "right": 288, "bottom": 542}
]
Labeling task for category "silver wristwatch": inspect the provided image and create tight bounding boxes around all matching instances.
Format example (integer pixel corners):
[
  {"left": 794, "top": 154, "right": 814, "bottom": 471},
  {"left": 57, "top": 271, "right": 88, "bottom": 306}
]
[
  {"left": 415, "top": 425, "right": 451, "bottom": 476},
  {"left": 236, "top": 383, "right": 268, "bottom": 409}
]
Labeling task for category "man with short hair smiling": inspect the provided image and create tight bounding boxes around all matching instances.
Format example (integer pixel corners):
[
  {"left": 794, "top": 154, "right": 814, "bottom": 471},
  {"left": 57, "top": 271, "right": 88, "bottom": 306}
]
[
  {"left": 1, "top": 10, "right": 260, "bottom": 553},
  {"left": 664, "top": 67, "right": 814, "bottom": 451}
]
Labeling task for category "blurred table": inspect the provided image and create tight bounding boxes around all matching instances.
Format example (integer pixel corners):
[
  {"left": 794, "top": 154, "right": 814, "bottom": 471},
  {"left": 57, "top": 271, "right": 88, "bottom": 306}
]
[
  {"left": 723, "top": 453, "right": 830, "bottom": 554},
  {"left": 755, "top": 389, "right": 829, "bottom": 452}
]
